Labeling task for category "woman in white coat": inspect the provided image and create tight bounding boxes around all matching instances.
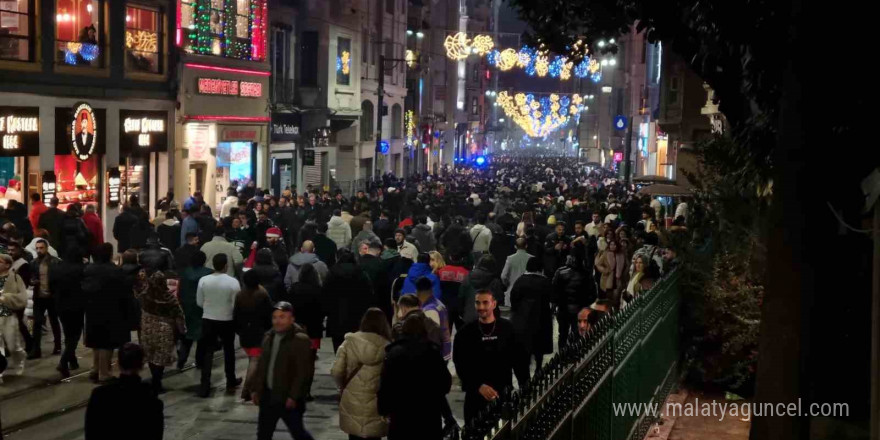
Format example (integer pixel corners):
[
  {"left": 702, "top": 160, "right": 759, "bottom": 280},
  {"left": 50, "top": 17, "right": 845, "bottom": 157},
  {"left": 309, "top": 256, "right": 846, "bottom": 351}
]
[
  {"left": 331, "top": 308, "right": 392, "bottom": 440},
  {"left": 0, "top": 253, "right": 28, "bottom": 381}
]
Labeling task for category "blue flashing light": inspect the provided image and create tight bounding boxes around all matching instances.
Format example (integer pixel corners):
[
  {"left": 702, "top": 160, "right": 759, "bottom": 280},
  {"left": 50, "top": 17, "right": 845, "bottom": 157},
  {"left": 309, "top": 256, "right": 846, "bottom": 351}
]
[
  {"left": 474, "top": 156, "right": 487, "bottom": 166},
  {"left": 379, "top": 140, "right": 390, "bottom": 155}
]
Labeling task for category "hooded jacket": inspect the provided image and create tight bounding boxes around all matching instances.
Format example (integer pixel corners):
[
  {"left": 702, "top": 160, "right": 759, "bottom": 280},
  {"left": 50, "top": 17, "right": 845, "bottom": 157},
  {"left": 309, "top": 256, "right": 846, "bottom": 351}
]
[
  {"left": 400, "top": 263, "right": 442, "bottom": 300},
  {"left": 330, "top": 331, "right": 390, "bottom": 438},
  {"left": 327, "top": 215, "right": 352, "bottom": 249},
  {"left": 283, "top": 252, "right": 329, "bottom": 289}
]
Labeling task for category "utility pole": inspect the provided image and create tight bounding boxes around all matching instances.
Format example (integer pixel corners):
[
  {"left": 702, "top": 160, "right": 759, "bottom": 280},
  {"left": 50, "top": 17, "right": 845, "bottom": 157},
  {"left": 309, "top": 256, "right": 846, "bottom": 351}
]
[
  {"left": 374, "top": 55, "right": 410, "bottom": 180},
  {"left": 374, "top": 54, "right": 385, "bottom": 181}
]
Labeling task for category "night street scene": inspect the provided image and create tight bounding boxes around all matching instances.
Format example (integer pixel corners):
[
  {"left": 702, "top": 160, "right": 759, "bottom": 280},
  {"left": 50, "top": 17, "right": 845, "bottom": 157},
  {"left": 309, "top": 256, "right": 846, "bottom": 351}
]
[{"left": 0, "top": 0, "right": 872, "bottom": 440}]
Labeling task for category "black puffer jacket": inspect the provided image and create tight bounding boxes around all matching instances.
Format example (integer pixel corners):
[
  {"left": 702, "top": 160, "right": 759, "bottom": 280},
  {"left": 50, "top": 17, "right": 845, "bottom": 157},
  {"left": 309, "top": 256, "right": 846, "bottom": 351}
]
[
  {"left": 552, "top": 264, "right": 594, "bottom": 311},
  {"left": 250, "top": 250, "right": 285, "bottom": 301},
  {"left": 139, "top": 244, "right": 174, "bottom": 274}
]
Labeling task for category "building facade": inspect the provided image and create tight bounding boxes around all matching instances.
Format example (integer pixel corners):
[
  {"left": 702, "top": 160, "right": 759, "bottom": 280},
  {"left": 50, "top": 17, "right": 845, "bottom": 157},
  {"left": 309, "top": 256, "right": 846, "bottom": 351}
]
[{"left": 1, "top": 0, "right": 176, "bottom": 249}]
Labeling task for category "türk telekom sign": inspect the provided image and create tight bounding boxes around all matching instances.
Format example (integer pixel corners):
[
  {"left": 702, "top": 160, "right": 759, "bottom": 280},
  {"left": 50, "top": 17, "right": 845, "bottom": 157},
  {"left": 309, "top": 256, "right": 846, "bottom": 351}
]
[{"left": 197, "top": 77, "right": 263, "bottom": 98}]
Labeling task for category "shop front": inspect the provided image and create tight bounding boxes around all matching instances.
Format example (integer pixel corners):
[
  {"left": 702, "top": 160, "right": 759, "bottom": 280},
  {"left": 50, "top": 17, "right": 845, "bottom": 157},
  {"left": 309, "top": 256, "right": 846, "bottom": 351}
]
[
  {"left": 0, "top": 93, "right": 175, "bottom": 247},
  {"left": 119, "top": 110, "right": 171, "bottom": 212},
  {"left": 176, "top": 63, "right": 270, "bottom": 213},
  {"left": 269, "top": 112, "right": 302, "bottom": 197},
  {"left": 0, "top": 106, "right": 39, "bottom": 208}
]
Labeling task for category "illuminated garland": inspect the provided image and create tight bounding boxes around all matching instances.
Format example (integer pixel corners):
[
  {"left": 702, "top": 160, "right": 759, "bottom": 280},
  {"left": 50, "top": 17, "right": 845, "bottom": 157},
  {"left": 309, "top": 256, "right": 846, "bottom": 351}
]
[
  {"left": 443, "top": 33, "right": 604, "bottom": 82},
  {"left": 405, "top": 110, "right": 419, "bottom": 148},
  {"left": 64, "top": 42, "right": 100, "bottom": 65},
  {"left": 126, "top": 30, "right": 158, "bottom": 52},
  {"left": 183, "top": 0, "right": 267, "bottom": 61},
  {"left": 496, "top": 91, "right": 585, "bottom": 137}
]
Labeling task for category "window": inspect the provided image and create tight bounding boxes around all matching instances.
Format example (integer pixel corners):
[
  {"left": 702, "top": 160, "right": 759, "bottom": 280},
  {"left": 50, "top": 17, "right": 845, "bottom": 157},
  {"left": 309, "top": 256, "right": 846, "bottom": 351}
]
[
  {"left": 336, "top": 37, "right": 351, "bottom": 86},
  {"left": 471, "top": 97, "right": 478, "bottom": 116},
  {"left": 668, "top": 76, "right": 680, "bottom": 104},
  {"left": 55, "top": 0, "right": 103, "bottom": 66},
  {"left": 300, "top": 31, "right": 318, "bottom": 86},
  {"left": 360, "top": 101, "right": 374, "bottom": 142},
  {"left": 472, "top": 66, "right": 478, "bottom": 82},
  {"left": 272, "top": 27, "right": 292, "bottom": 102},
  {"left": 125, "top": 5, "right": 162, "bottom": 73},
  {"left": 180, "top": 0, "right": 267, "bottom": 60},
  {"left": 391, "top": 104, "right": 402, "bottom": 138},
  {"left": 0, "top": 0, "right": 34, "bottom": 61},
  {"left": 385, "top": 0, "right": 393, "bottom": 14}
]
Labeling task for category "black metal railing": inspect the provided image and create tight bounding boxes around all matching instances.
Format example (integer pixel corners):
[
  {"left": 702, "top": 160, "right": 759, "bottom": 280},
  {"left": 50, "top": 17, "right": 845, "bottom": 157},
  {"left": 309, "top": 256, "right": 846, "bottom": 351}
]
[{"left": 463, "top": 268, "right": 682, "bottom": 440}]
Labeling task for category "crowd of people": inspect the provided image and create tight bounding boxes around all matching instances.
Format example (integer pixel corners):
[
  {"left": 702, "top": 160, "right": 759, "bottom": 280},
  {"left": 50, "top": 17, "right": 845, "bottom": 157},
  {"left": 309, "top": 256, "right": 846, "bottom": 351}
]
[{"left": 0, "top": 154, "right": 687, "bottom": 440}]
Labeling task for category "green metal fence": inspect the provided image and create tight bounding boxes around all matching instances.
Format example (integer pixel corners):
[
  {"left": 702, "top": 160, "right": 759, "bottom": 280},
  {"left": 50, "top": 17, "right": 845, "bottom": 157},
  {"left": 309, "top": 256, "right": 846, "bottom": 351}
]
[{"left": 464, "top": 268, "right": 681, "bottom": 440}]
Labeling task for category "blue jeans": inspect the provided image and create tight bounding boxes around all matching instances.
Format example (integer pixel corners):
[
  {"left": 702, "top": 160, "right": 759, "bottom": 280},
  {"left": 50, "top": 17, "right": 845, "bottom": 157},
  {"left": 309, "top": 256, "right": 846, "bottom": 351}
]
[{"left": 257, "top": 399, "right": 314, "bottom": 440}]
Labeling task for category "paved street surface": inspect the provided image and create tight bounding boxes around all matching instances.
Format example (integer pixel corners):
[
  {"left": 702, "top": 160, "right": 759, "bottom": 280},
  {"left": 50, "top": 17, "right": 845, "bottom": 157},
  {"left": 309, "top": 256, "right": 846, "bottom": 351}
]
[{"left": 3, "top": 314, "right": 553, "bottom": 439}]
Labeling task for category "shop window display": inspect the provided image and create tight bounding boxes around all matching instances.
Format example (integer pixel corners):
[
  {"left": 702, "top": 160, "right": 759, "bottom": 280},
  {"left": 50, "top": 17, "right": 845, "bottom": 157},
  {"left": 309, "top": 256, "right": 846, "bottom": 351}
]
[
  {"left": 215, "top": 141, "right": 252, "bottom": 211},
  {"left": 54, "top": 154, "right": 99, "bottom": 211},
  {"left": 119, "top": 156, "right": 147, "bottom": 210},
  {"left": 125, "top": 5, "right": 162, "bottom": 73},
  {"left": 55, "top": 0, "right": 102, "bottom": 66}
]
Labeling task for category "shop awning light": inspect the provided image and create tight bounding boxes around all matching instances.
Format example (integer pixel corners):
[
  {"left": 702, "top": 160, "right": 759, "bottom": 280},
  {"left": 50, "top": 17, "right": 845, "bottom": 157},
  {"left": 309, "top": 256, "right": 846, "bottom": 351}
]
[
  {"left": 185, "top": 115, "right": 271, "bottom": 122},
  {"left": 184, "top": 63, "right": 271, "bottom": 77}
]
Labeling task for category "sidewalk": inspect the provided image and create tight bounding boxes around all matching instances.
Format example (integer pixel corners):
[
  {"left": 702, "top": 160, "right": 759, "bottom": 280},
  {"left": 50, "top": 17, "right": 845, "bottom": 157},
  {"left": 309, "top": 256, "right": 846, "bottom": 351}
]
[{"left": 644, "top": 389, "right": 751, "bottom": 440}]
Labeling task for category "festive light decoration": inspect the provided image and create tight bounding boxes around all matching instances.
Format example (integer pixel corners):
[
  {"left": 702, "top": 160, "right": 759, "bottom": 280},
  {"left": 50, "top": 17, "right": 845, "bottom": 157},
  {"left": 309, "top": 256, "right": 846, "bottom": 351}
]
[
  {"left": 336, "top": 50, "right": 351, "bottom": 75},
  {"left": 405, "top": 49, "right": 417, "bottom": 67},
  {"left": 443, "top": 33, "right": 605, "bottom": 83},
  {"left": 471, "top": 34, "right": 494, "bottom": 55},
  {"left": 444, "top": 32, "right": 471, "bottom": 60},
  {"left": 496, "top": 91, "right": 584, "bottom": 137},
  {"left": 126, "top": 30, "right": 158, "bottom": 53},
  {"left": 184, "top": 63, "right": 271, "bottom": 76},
  {"left": 405, "top": 110, "right": 419, "bottom": 149},
  {"left": 497, "top": 48, "right": 518, "bottom": 71},
  {"left": 180, "top": 0, "right": 267, "bottom": 61},
  {"left": 64, "top": 42, "right": 100, "bottom": 65}
]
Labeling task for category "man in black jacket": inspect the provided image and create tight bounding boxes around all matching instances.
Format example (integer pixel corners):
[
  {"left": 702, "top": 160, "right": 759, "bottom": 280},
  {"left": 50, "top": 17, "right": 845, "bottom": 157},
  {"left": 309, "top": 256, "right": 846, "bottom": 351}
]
[
  {"left": 174, "top": 232, "right": 200, "bottom": 271},
  {"left": 552, "top": 255, "right": 591, "bottom": 350},
  {"left": 28, "top": 239, "right": 62, "bottom": 359},
  {"left": 37, "top": 197, "right": 65, "bottom": 249},
  {"left": 85, "top": 343, "right": 164, "bottom": 440},
  {"left": 113, "top": 204, "right": 140, "bottom": 253},
  {"left": 453, "top": 290, "right": 528, "bottom": 426},
  {"left": 510, "top": 257, "right": 554, "bottom": 371},
  {"left": 139, "top": 235, "right": 175, "bottom": 274}
]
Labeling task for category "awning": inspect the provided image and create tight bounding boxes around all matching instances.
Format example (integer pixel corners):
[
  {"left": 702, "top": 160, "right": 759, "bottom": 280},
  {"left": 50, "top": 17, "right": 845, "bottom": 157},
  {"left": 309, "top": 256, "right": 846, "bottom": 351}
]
[
  {"left": 638, "top": 184, "right": 693, "bottom": 196},
  {"left": 633, "top": 175, "right": 676, "bottom": 185}
]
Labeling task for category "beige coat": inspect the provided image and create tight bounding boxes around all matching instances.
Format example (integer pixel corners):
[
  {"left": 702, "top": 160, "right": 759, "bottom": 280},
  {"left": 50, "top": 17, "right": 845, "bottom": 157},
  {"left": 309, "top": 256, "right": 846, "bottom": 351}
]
[
  {"left": 330, "top": 331, "right": 390, "bottom": 438},
  {"left": 0, "top": 270, "right": 28, "bottom": 311}
]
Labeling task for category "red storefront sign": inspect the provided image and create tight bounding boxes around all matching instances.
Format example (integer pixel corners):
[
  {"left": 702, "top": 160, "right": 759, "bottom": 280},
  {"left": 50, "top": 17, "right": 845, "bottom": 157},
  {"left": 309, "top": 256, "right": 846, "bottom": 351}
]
[{"left": 198, "top": 78, "right": 262, "bottom": 98}]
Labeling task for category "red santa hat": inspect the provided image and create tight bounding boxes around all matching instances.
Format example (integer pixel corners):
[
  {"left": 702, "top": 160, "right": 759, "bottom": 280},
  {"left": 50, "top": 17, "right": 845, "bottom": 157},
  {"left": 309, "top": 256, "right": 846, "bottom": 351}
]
[
  {"left": 7, "top": 179, "right": 18, "bottom": 188},
  {"left": 265, "top": 227, "right": 282, "bottom": 238}
]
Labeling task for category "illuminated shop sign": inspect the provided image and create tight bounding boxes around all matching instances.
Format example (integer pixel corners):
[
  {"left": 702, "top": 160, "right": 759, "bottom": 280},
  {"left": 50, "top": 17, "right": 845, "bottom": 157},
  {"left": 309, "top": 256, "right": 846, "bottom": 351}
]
[
  {"left": 42, "top": 172, "right": 56, "bottom": 204},
  {"left": 120, "top": 110, "right": 169, "bottom": 153},
  {"left": 0, "top": 107, "right": 40, "bottom": 156},
  {"left": 197, "top": 77, "right": 263, "bottom": 98},
  {"left": 270, "top": 113, "right": 301, "bottom": 142},
  {"left": 107, "top": 167, "right": 121, "bottom": 206},
  {"left": 71, "top": 102, "right": 97, "bottom": 161}
]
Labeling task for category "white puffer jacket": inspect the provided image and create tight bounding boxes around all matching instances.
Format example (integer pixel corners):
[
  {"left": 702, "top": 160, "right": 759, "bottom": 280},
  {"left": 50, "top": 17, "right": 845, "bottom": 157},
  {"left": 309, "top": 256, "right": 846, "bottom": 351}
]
[{"left": 330, "top": 331, "right": 389, "bottom": 438}]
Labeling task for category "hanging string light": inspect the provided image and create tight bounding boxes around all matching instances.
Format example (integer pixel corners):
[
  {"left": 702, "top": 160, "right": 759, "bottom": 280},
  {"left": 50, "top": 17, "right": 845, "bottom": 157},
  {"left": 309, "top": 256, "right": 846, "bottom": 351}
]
[
  {"left": 496, "top": 91, "right": 585, "bottom": 137},
  {"left": 442, "top": 33, "right": 604, "bottom": 83}
]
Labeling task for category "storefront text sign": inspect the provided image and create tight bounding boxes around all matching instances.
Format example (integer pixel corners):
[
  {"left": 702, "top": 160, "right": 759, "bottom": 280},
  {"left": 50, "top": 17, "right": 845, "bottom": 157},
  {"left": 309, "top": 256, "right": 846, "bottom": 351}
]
[
  {"left": 0, "top": 107, "right": 39, "bottom": 156},
  {"left": 107, "top": 167, "right": 121, "bottom": 206},
  {"left": 197, "top": 78, "right": 263, "bottom": 98},
  {"left": 270, "top": 113, "right": 302, "bottom": 142},
  {"left": 71, "top": 102, "right": 97, "bottom": 161},
  {"left": 120, "top": 110, "right": 169, "bottom": 153},
  {"left": 221, "top": 129, "right": 258, "bottom": 141}
]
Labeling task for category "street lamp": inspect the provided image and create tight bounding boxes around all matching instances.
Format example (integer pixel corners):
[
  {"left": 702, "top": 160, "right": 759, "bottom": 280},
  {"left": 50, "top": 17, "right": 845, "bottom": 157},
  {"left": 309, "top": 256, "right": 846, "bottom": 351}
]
[
  {"left": 416, "top": 31, "right": 424, "bottom": 39},
  {"left": 499, "top": 118, "right": 505, "bottom": 123},
  {"left": 609, "top": 59, "right": 617, "bottom": 66},
  {"left": 406, "top": 29, "right": 413, "bottom": 36},
  {"left": 598, "top": 40, "right": 606, "bottom": 48}
]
